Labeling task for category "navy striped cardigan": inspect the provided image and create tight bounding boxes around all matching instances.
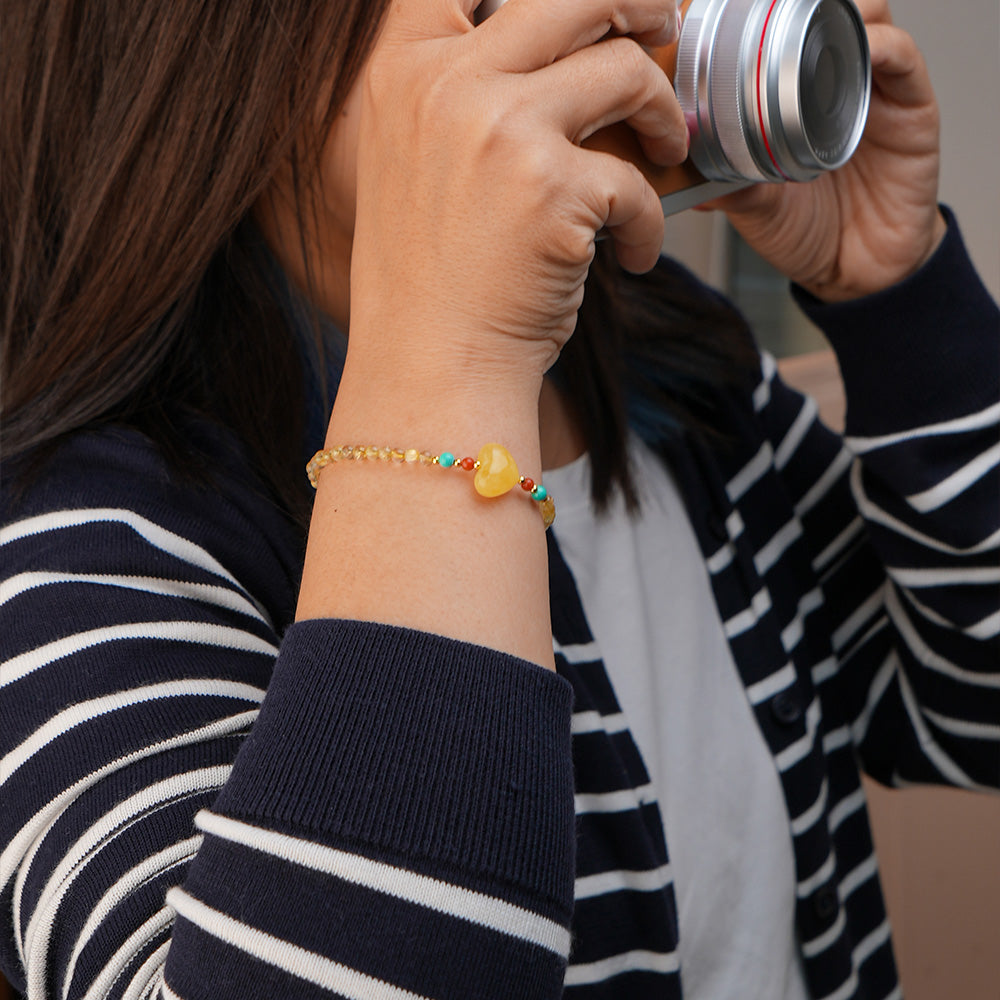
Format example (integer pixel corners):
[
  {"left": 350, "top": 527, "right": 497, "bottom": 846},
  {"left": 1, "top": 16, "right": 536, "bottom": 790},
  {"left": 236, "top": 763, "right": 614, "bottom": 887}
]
[{"left": 2, "top": 216, "right": 998, "bottom": 1000}]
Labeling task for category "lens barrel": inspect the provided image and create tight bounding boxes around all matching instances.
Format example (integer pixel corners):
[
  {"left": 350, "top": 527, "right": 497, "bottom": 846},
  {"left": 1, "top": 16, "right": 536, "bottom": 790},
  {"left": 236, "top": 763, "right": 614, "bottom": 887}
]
[{"left": 675, "top": 0, "right": 871, "bottom": 183}]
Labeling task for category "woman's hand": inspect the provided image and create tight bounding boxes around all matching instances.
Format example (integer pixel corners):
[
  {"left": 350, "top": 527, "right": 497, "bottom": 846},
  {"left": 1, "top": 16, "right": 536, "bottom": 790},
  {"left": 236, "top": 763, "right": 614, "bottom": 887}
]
[
  {"left": 346, "top": 0, "right": 688, "bottom": 389},
  {"left": 706, "top": 0, "right": 946, "bottom": 302}
]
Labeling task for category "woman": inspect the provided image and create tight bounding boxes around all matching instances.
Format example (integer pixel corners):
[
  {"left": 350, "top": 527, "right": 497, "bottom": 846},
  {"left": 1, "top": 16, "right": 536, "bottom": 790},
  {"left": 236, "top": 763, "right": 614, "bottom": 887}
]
[{"left": 2, "top": 0, "right": 997, "bottom": 997}]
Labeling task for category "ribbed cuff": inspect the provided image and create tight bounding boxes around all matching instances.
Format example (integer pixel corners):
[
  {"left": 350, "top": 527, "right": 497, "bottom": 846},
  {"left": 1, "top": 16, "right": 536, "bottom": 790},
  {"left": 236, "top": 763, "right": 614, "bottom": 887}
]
[
  {"left": 792, "top": 208, "right": 999, "bottom": 437},
  {"left": 213, "top": 619, "right": 576, "bottom": 916}
]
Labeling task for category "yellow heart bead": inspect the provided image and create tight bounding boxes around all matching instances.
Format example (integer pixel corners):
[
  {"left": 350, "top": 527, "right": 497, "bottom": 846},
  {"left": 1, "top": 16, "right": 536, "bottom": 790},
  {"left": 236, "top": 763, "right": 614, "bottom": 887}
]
[{"left": 473, "top": 443, "right": 520, "bottom": 498}]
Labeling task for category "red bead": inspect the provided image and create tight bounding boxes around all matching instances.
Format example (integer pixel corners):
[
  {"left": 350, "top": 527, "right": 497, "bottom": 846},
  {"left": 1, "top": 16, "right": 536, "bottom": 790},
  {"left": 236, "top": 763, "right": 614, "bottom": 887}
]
[
  {"left": 520, "top": 478, "right": 534, "bottom": 492},
  {"left": 460, "top": 456, "right": 476, "bottom": 471}
]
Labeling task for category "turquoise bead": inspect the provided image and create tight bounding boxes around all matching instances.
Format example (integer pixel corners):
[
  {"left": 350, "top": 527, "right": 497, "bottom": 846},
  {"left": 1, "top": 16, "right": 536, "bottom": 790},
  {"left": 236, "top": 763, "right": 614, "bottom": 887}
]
[
  {"left": 438, "top": 451, "right": 455, "bottom": 468},
  {"left": 530, "top": 484, "right": 547, "bottom": 501}
]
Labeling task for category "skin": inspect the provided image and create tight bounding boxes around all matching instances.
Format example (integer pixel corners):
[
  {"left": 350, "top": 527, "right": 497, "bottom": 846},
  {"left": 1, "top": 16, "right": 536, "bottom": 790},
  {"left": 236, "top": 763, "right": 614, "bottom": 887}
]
[{"left": 258, "top": 0, "right": 946, "bottom": 668}]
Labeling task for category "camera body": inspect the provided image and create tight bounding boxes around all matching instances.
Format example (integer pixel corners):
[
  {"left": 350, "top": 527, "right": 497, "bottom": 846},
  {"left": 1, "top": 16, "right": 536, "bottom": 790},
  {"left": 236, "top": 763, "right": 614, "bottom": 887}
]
[{"left": 475, "top": 0, "right": 872, "bottom": 216}]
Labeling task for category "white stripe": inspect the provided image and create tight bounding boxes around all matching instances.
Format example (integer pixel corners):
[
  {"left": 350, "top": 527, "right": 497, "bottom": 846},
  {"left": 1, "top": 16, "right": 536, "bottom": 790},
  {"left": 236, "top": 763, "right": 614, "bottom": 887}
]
[
  {"left": 813, "top": 516, "right": 865, "bottom": 573},
  {"left": 195, "top": 811, "right": 570, "bottom": 957},
  {"left": 775, "top": 396, "right": 819, "bottom": 470},
  {"left": 563, "top": 948, "right": 679, "bottom": 985},
  {"left": 753, "top": 352, "right": 777, "bottom": 412},
  {"left": 63, "top": 837, "right": 202, "bottom": 1000},
  {"left": 574, "top": 782, "right": 656, "bottom": 815},
  {"left": 551, "top": 639, "right": 601, "bottom": 665},
  {"left": 122, "top": 940, "right": 170, "bottom": 1000},
  {"left": 822, "top": 725, "right": 852, "bottom": 756},
  {"left": 828, "top": 787, "right": 866, "bottom": 832},
  {"left": 895, "top": 664, "right": 994, "bottom": 791},
  {"left": 2, "top": 620, "right": 279, "bottom": 687},
  {"left": 801, "top": 907, "right": 846, "bottom": 958},
  {"left": 851, "top": 652, "right": 898, "bottom": 745},
  {"left": 726, "top": 442, "right": 773, "bottom": 502},
  {"left": 1, "top": 712, "right": 254, "bottom": 900},
  {"left": 892, "top": 565, "right": 1000, "bottom": 587},
  {"left": 838, "top": 855, "right": 878, "bottom": 901},
  {"left": 571, "top": 710, "right": 628, "bottom": 736},
  {"left": 745, "top": 662, "right": 797, "bottom": 706},
  {"left": 775, "top": 699, "right": 821, "bottom": 772},
  {"left": 723, "top": 587, "right": 772, "bottom": 639},
  {"left": 0, "top": 570, "right": 265, "bottom": 623},
  {"left": 817, "top": 969, "right": 858, "bottom": 1000},
  {"left": 899, "top": 589, "right": 1000, "bottom": 644},
  {"left": 21, "top": 767, "right": 231, "bottom": 990},
  {"left": 706, "top": 543, "right": 734, "bottom": 574},
  {"left": 811, "top": 656, "right": 838, "bottom": 686},
  {"left": 797, "top": 851, "right": 836, "bottom": 898},
  {"left": 795, "top": 448, "right": 853, "bottom": 517},
  {"left": 80, "top": 907, "right": 174, "bottom": 1000},
  {"left": 790, "top": 780, "right": 828, "bottom": 837},
  {"left": 754, "top": 518, "right": 803, "bottom": 576},
  {"left": 851, "top": 461, "right": 1000, "bottom": 556},
  {"left": 906, "top": 440, "right": 1000, "bottom": 513},
  {"left": 831, "top": 586, "right": 885, "bottom": 653},
  {"left": 0, "top": 508, "right": 268, "bottom": 623},
  {"left": 780, "top": 586, "right": 825, "bottom": 655},
  {"left": 167, "top": 888, "right": 431, "bottom": 1000},
  {"left": 3, "top": 508, "right": 239, "bottom": 587},
  {"left": 3, "top": 679, "right": 264, "bottom": 782},
  {"left": 574, "top": 864, "right": 672, "bottom": 900},
  {"left": 706, "top": 511, "right": 745, "bottom": 574},
  {"left": 853, "top": 918, "right": 892, "bottom": 968},
  {"left": 886, "top": 584, "right": 1000, "bottom": 688},
  {"left": 923, "top": 707, "right": 1000, "bottom": 741},
  {"left": 844, "top": 401, "right": 1000, "bottom": 454}
]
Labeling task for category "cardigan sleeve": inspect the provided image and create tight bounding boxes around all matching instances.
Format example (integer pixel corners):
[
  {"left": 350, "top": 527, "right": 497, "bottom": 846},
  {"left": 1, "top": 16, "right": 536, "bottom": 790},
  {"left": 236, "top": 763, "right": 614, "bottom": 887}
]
[
  {"left": 756, "top": 210, "right": 1000, "bottom": 790},
  {"left": 1, "top": 428, "right": 576, "bottom": 1000}
]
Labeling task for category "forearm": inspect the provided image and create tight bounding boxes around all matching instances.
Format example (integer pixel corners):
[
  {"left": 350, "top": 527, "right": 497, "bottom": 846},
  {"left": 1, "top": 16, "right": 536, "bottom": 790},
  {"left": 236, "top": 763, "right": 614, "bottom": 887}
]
[{"left": 296, "top": 351, "right": 557, "bottom": 669}]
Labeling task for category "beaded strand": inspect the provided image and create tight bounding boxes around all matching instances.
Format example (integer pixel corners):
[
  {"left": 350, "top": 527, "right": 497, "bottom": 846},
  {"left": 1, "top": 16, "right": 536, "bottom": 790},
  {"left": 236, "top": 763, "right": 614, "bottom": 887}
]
[{"left": 306, "top": 443, "right": 555, "bottom": 528}]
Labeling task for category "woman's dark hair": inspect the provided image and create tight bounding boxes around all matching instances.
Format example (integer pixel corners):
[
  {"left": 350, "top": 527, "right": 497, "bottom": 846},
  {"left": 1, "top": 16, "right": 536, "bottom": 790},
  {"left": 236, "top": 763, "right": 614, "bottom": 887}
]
[
  {"left": 2, "top": 0, "right": 389, "bottom": 522},
  {"left": 3, "top": 0, "right": 754, "bottom": 525}
]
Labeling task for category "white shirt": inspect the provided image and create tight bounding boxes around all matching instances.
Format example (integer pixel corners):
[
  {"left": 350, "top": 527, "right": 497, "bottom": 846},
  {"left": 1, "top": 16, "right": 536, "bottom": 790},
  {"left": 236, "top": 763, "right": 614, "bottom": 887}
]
[{"left": 545, "top": 436, "right": 810, "bottom": 1000}]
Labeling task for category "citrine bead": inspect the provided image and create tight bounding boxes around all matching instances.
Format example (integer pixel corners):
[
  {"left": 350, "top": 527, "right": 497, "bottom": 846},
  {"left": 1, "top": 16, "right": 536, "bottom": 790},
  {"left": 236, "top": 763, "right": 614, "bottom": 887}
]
[
  {"left": 473, "top": 443, "right": 520, "bottom": 498},
  {"left": 539, "top": 496, "right": 556, "bottom": 527},
  {"left": 365, "top": 446, "right": 379, "bottom": 460},
  {"left": 404, "top": 448, "right": 419, "bottom": 463}
]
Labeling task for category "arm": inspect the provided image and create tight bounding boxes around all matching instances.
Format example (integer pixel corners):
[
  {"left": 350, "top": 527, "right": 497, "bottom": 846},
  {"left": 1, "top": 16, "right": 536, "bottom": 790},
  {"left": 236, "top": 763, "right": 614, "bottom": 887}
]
[
  {"left": 1, "top": 431, "right": 575, "bottom": 999},
  {"left": 753, "top": 223, "right": 999, "bottom": 788}
]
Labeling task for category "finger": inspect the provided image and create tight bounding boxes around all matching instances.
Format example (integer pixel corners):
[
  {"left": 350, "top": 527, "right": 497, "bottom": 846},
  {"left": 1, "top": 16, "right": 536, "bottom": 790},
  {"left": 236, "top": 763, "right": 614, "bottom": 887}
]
[
  {"left": 572, "top": 147, "right": 665, "bottom": 272},
  {"left": 530, "top": 37, "right": 688, "bottom": 165},
  {"left": 853, "top": 0, "right": 892, "bottom": 26},
  {"left": 474, "top": 0, "right": 679, "bottom": 73},
  {"left": 866, "top": 22, "right": 935, "bottom": 109}
]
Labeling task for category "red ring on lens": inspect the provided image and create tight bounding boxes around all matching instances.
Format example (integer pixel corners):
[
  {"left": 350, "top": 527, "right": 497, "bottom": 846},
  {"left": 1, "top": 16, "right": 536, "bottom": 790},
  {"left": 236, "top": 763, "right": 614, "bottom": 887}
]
[{"left": 756, "top": 0, "right": 790, "bottom": 180}]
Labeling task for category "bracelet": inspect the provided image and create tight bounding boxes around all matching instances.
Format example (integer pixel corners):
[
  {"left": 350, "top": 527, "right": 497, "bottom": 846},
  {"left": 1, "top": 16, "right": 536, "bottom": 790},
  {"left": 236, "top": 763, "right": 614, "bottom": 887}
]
[{"left": 306, "top": 443, "right": 556, "bottom": 528}]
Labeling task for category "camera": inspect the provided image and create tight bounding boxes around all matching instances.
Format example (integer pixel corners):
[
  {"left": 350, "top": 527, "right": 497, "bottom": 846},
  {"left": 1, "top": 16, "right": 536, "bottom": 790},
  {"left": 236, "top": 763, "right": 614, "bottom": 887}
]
[{"left": 475, "top": 0, "right": 872, "bottom": 216}]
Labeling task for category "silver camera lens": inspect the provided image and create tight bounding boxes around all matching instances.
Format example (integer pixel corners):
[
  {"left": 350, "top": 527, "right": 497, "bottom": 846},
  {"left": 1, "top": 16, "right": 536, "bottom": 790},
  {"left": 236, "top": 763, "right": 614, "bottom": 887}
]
[{"left": 675, "top": 0, "right": 871, "bottom": 183}]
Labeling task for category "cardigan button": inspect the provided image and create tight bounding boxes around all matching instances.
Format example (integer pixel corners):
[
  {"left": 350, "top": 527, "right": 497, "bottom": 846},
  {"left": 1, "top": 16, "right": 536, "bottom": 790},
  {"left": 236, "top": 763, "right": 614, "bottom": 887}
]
[
  {"left": 812, "top": 885, "right": 840, "bottom": 921},
  {"left": 771, "top": 689, "right": 803, "bottom": 725}
]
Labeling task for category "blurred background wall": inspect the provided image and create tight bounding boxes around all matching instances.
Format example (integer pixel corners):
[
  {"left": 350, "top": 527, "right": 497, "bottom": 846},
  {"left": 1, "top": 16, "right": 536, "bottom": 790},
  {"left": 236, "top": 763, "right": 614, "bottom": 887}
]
[{"left": 662, "top": 3, "right": 1000, "bottom": 998}]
